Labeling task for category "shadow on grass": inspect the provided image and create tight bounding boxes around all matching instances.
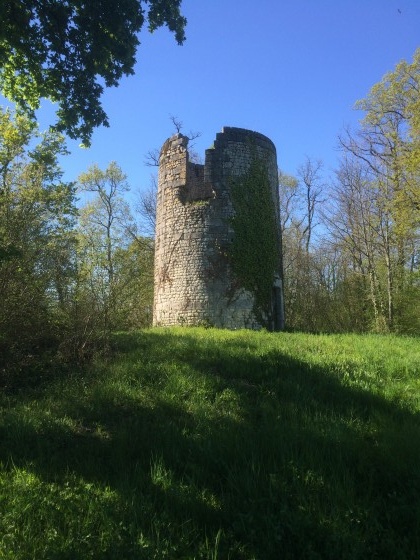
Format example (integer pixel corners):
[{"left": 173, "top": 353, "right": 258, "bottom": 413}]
[{"left": 1, "top": 329, "right": 420, "bottom": 559}]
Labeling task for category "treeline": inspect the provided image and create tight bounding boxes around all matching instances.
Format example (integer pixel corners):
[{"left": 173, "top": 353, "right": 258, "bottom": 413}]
[
  {"left": 0, "top": 110, "right": 153, "bottom": 377},
  {"left": 281, "top": 49, "right": 419, "bottom": 334},
  {"left": 1, "top": 49, "right": 419, "bottom": 378}
]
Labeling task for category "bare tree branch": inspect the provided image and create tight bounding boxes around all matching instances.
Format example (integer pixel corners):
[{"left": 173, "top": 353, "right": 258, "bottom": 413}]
[{"left": 136, "top": 175, "right": 157, "bottom": 237}]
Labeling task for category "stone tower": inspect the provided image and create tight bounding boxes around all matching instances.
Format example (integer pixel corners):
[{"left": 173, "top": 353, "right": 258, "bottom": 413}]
[{"left": 153, "top": 127, "right": 284, "bottom": 330}]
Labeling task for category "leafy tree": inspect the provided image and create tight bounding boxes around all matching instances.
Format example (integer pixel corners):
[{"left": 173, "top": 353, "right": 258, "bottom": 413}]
[
  {"left": 278, "top": 50, "right": 419, "bottom": 334},
  {"left": 324, "top": 157, "right": 388, "bottom": 331},
  {"left": 338, "top": 48, "right": 420, "bottom": 331},
  {"left": 326, "top": 154, "right": 420, "bottom": 333},
  {"left": 113, "top": 238, "right": 154, "bottom": 328},
  {"left": 77, "top": 161, "right": 153, "bottom": 331},
  {"left": 0, "top": 108, "right": 77, "bottom": 370},
  {"left": 77, "top": 163, "right": 132, "bottom": 328},
  {"left": 354, "top": 47, "right": 420, "bottom": 219},
  {"left": 0, "top": 1, "right": 187, "bottom": 145},
  {"left": 78, "top": 163, "right": 132, "bottom": 284}
]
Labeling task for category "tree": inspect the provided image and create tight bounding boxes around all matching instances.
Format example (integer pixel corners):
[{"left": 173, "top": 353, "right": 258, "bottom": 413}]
[
  {"left": 0, "top": 1, "right": 187, "bottom": 145},
  {"left": 77, "top": 161, "right": 153, "bottom": 331},
  {"left": 354, "top": 47, "right": 420, "bottom": 218},
  {"left": 0, "top": 108, "right": 78, "bottom": 370},
  {"left": 297, "top": 157, "right": 325, "bottom": 253},
  {"left": 337, "top": 48, "right": 420, "bottom": 331},
  {"left": 136, "top": 175, "right": 158, "bottom": 237},
  {"left": 112, "top": 237, "right": 154, "bottom": 328},
  {"left": 324, "top": 157, "right": 387, "bottom": 331},
  {"left": 278, "top": 163, "right": 327, "bottom": 331},
  {"left": 77, "top": 162, "right": 133, "bottom": 327},
  {"left": 78, "top": 163, "right": 131, "bottom": 284}
]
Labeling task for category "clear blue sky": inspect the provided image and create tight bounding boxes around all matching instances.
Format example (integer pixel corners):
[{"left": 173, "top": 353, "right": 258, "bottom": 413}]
[{"left": 2, "top": 0, "right": 420, "bottom": 196}]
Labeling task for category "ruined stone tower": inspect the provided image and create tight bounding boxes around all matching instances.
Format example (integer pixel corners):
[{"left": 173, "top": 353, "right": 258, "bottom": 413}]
[{"left": 153, "top": 127, "right": 284, "bottom": 330}]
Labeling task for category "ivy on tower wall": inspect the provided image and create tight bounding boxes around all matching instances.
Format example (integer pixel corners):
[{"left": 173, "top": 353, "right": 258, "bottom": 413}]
[{"left": 229, "top": 156, "right": 279, "bottom": 325}]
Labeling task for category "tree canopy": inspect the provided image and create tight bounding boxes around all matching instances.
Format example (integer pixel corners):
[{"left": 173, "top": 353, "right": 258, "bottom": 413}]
[
  {"left": 352, "top": 47, "right": 420, "bottom": 224},
  {"left": 0, "top": 108, "right": 154, "bottom": 371},
  {"left": 0, "top": 1, "right": 186, "bottom": 145}
]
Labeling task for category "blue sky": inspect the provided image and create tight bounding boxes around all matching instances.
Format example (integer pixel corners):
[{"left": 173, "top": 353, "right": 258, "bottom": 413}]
[{"left": 2, "top": 0, "right": 420, "bottom": 197}]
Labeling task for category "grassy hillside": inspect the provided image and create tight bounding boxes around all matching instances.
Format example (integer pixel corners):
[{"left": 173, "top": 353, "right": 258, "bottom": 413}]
[{"left": 1, "top": 328, "right": 420, "bottom": 559}]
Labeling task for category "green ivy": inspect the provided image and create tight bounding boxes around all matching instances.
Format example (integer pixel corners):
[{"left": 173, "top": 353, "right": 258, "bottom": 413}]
[{"left": 229, "top": 156, "right": 279, "bottom": 325}]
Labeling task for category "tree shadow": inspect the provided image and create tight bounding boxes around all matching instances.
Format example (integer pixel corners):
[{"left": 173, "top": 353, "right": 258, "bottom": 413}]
[{"left": 1, "top": 329, "right": 420, "bottom": 558}]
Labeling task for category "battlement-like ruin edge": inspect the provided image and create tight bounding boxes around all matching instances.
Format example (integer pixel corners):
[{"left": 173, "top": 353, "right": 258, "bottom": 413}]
[
  {"left": 219, "top": 127, "right": 276, "bottom": 151},
  {"left": 159, "top": 127, "right": 276, "bottom": 161}
]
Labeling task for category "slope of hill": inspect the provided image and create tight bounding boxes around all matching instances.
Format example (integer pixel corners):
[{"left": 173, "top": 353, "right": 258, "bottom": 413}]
[{"left": 1, "top": 328, "right": 419, "bottom": 559}]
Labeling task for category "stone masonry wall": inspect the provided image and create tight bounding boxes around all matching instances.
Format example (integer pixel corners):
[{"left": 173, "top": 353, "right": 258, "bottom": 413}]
[{"left": 153, "top": 127, "right": 283, "bottom": 329}]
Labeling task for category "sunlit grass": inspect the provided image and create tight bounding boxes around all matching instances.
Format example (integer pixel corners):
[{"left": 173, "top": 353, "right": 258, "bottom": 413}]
[{"left": 1, "top": 328, "right": 419, "bottom": 558}]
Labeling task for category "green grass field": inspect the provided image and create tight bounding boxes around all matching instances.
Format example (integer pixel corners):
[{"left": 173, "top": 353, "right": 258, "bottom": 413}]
[{"left": 1, "top": 328, "right": 420, "bottom": 559}]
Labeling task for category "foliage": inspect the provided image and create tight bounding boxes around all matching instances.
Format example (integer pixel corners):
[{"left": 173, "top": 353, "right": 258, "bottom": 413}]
[
  {"left": 352, "top": 48, "right": 420, "bottom": 239},
  {"left": 113, "top": 238, "right": 154, "bottom": 328},
  {"left": 77, "top": 162, "right": 154, "bottom": 333},
  {"left": 230, "top": 157, "right": 280, "bottom": 326},
  {"left": 281, "top": 48, "right": 419, "bottom": 334},
  {"left": 0, "top": 110, "right": 154, "bottom": 375},
  {"left": 354, "top": 47, "right": 420, "bottom": 220},
  {"left": 334, "top": 49, "right": 420, "bottom": 331},
  {"left": 0, "top": 1, "right": 187, "bottom": 145},
  {"left": 1, "top": 327, "right": 420, "bottom": 558},
  {"left": 0, "top": 107, "right": 78, "bottom": 370}
]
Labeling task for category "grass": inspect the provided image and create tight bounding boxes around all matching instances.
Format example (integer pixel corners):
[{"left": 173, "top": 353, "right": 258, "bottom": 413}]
[{"left": 1, "top": 327, "right": 420, "bottom": 559}]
